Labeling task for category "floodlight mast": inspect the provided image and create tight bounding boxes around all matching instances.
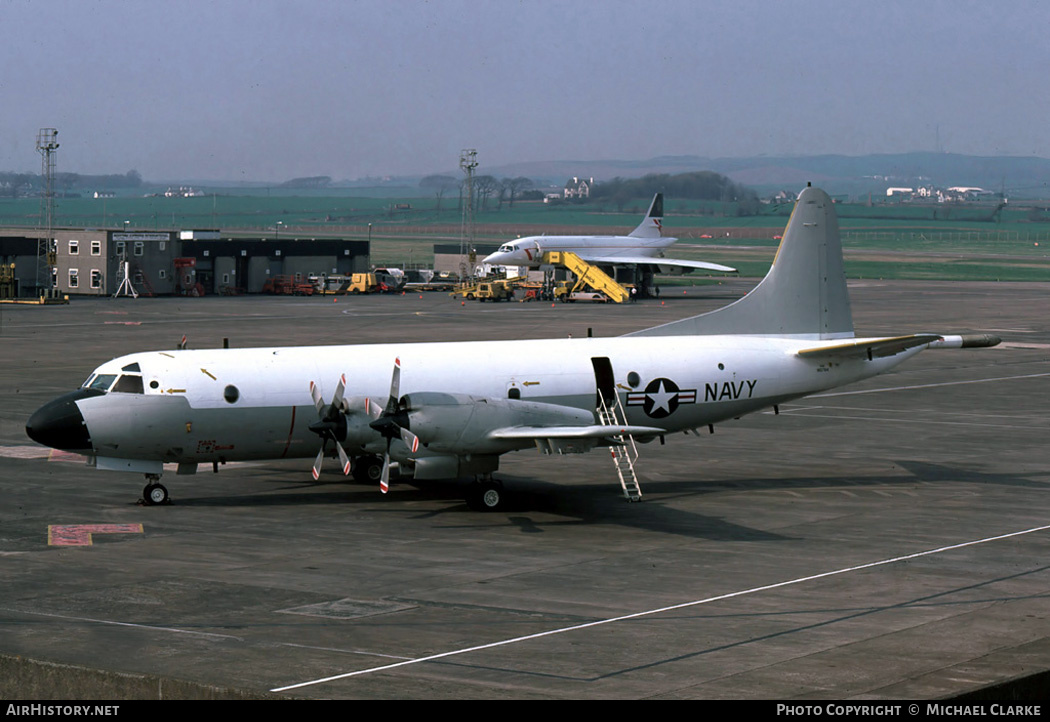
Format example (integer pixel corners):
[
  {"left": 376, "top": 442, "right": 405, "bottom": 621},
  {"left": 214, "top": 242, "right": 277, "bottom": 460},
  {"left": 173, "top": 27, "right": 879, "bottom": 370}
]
[
  {"left": 459, "top": 149, "right": 478, "bottom": 281},
  {"left": 36, "top": 128, "right": 59, "bottom": 295}
]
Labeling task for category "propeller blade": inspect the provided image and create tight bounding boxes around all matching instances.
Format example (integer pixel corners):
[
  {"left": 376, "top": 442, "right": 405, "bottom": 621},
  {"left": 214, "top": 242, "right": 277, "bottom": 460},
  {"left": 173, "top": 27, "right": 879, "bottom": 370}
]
[
  {"left": 336, "top": 442, "right": 352, "bottom": 476},
  {"left": 399, "top": 427, "right": 420, "bottom": 454},
  {"left": 385, "top": 357, "right": 401, "bottom": 414},
  {"left": 379, "top": 435, "right": 394, "bottom": 494},
  {"left": 309, "top": 381, "right": 325, "bottom": 415},
  {"left": 332, "top": 374, "right": 347, "bottom": 412},
  {"left": 380, "top": 452, "right": 391, "bottom": 494},
  {"left": 312, "top": 446, "right": 325, "bottom": 481},
  {"left": 365, "top": 397, "right": 383, "bottom": 419}
]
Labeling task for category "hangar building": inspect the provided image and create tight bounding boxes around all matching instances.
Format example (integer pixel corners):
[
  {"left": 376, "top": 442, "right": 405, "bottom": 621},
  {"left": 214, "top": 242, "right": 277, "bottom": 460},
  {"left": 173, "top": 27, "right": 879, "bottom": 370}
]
[{"left": 0, "top": 228, "right": 370, "bottom": 297}]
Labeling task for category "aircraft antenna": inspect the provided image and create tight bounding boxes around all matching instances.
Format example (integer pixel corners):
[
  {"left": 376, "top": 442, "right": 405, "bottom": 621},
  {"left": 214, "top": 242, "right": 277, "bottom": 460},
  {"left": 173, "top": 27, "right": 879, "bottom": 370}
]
[
  {"left": 36, "top": 128, "right": 59, "bottom": 296},
  {"left": 459, "top": 149, "right": 478, "bottom": 280}
]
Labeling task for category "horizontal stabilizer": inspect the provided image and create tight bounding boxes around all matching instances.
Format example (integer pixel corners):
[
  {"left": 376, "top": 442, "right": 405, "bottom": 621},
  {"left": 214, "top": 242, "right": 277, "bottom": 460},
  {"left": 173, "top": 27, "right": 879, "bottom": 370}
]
[{"left": 797, "top": 334, "right": 944, "bottom": 361}]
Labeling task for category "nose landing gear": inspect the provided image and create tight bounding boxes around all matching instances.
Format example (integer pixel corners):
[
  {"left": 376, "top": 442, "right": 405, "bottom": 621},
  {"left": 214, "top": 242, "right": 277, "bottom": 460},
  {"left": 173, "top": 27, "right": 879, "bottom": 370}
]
[{"left": 141, "top": 474, "right": 169, "bottom": 506}]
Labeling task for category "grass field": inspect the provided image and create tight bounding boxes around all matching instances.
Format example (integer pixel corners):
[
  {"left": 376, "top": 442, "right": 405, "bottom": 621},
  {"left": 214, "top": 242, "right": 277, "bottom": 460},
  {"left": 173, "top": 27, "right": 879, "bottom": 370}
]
[{"left": 2, "top": 192, "right": 1048, "bottom": 282}]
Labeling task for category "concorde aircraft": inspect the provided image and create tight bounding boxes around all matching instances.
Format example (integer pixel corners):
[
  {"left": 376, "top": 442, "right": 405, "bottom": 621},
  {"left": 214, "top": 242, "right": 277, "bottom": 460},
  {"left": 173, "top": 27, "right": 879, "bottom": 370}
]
[
  {"left": 26, "top": 185, "right": 999, "bottom": 511},
  {"left": 481, "top": 193, "right": 738, "bottom": 278}
]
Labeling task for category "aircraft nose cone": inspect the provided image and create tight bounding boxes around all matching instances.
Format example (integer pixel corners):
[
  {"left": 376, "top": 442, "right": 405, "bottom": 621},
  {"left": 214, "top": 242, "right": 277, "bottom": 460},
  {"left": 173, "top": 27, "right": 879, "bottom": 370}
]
[{"left": 26, "top": 390, "right": 96, "bottom": 451}]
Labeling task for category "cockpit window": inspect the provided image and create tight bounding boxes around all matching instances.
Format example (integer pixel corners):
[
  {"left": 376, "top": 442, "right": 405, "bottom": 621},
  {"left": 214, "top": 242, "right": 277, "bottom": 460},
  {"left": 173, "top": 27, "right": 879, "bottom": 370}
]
[
  {"left": 498, "top": 244, "right": 514, "bottom": 253},
  {"left": 121, "top": 362, "right": 141, "bottom": 372},
  {"left": 112, "top": 375, "right": 144, "bottom": 394},
  {"left": 87, "top": 374, "right": 118, "bottom": 392}
]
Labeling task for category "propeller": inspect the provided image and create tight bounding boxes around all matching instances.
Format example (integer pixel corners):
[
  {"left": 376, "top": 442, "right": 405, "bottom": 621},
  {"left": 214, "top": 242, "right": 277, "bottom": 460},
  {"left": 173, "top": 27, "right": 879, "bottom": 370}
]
[
  {"left": 366, "top": 358, "right": 421, "bottom": 493},
  {"left": 308, "top": 374, "right": 352, "bottom": 480}
]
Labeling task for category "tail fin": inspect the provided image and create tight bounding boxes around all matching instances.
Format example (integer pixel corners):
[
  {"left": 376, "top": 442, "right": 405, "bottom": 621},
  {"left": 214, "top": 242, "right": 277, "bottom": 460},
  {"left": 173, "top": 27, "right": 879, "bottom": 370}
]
[
  {"left": 630, "top": 185, "right": 854, "bottom": 339},
  {"left": 628, "top": 193, "right": 664, "bottom": 239}
]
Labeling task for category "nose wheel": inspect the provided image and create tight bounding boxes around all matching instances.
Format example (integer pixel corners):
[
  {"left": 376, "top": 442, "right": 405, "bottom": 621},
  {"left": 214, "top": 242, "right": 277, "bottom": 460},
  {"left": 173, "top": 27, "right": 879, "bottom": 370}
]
[{"left": 142, "top": 475, "right": 169, "bottom": 506}]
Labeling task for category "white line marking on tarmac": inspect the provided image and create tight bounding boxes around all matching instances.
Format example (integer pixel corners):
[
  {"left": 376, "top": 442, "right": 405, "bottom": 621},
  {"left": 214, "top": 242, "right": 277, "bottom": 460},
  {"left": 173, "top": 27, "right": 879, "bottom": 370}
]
[
  {"left": 772, "top": 411, "right": 1038, "bottom": 430},
  {"left": 271, "top": 523, "right": 1050, "bottom": 693},
  {"left": 0, "top": 607, "right": 242, "bottom": 641},
  {"left": 810, "top": 371, "right": 1050, "bottom": 398},
  {"left": 280, "top": 643, "right": 414, "bottom": 660}
]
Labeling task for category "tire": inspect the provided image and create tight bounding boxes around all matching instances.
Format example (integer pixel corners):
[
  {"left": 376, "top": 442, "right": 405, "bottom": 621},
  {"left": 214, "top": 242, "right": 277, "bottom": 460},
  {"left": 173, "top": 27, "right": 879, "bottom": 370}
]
[
  {"left": 352, "top": 456, "right": 383, "bottom": 484},
  {"left": 467, "top": 480, "right": 505, "bottom": 511},
  {"left": 143, "top": 482, "right": 169, "bottom": 506}
]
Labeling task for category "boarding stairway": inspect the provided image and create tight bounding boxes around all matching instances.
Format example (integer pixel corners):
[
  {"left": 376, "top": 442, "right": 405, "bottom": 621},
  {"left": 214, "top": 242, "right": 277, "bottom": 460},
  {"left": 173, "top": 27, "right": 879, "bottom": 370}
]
[
  {"left": 596, "top": 390, "right": 642, "bottom": 502},
  {"left": 543, "top": 251, "right": 630, "bottom": 303}
]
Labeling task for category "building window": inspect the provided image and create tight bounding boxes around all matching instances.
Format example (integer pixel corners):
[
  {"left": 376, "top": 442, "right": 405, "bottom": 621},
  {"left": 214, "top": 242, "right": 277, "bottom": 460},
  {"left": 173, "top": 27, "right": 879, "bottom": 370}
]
[
  {"left": 69, "top": 240, "right": 79, "bottom": 255},
  {"left": 134, "top": 241, "right": 144, "bottom": 256},
  {"left": 90, "top": 270, "right": 102, "bottom": 289},
  {"left": 158, "top": 269, "right": 167, "bottom": 279},
  {"left": 69, "top": 269, "right": 79, "bottom": 288},
  {"left": 91, "top": 240, "right": 101, "bottom": 256},
  {"left": 114, "top": 241, "right": 125, "bottom": 256}
]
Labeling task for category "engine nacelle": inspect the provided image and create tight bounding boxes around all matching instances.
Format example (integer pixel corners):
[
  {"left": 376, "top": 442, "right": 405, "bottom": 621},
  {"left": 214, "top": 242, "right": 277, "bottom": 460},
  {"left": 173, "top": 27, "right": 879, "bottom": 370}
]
[
  {"left": 402, "top": 392, "right": 593, "bottom": 454},
  {"left": 409, "top": 453, "right": 500, "bottom": 480}
]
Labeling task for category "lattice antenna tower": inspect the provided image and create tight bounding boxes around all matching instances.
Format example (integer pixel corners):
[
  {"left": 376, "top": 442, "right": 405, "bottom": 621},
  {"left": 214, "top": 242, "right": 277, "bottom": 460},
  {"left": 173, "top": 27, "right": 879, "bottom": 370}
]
[
  {"left": 36, "top": 128, "right": 59, "bottom": 292},
  {"left": 459, "top": 149, "right": 478, "bottom": 280}
]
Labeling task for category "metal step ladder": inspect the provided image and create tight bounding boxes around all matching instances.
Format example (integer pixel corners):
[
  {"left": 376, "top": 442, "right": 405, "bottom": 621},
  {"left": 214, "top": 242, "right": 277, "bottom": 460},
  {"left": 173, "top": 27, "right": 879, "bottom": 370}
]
[{"left": 597, "top": 394, "right": 642, "bottom": 502}]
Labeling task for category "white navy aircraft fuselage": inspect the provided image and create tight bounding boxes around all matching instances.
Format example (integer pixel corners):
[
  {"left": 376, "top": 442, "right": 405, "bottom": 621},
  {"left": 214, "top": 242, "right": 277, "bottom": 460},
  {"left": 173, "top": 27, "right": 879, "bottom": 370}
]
[
  {"left": 482, "top": 193, "right": 737, "bottom": 275},
  {"left": 26, "top": 186, "right": 999, "bottom": 509}
]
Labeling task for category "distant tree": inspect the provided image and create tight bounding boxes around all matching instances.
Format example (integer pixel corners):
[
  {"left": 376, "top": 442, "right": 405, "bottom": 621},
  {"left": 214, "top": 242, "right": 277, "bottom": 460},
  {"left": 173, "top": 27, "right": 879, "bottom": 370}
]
[
  {"left": 419, "top": 174, "right": 459, "bottom": 212},
  {"left": 503, "top": 176, "right": 533, "bottom": 207},
  {"left": 473, "top": 175, "right": 499, "bottom": 211},
  {"left": 279, "top": 176, "right": 331, "bottom": 189}
]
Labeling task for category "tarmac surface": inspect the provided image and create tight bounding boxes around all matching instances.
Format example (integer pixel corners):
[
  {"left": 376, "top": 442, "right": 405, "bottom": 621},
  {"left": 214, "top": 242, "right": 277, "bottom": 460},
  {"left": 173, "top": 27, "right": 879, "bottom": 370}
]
[{"left": 0, "top": 280, "right": 1048, "bottom": 700}]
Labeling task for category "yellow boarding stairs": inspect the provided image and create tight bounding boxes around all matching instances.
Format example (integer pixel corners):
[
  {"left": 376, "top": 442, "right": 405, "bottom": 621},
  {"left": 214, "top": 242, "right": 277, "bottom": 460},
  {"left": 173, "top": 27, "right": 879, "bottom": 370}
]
[{"left": 542, "top": 251, "right": 630, "bottom": 303}]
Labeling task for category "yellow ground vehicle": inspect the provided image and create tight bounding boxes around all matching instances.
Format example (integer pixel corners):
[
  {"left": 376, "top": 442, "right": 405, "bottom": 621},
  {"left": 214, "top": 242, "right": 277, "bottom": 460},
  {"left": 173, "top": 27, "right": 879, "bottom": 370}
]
[{"left": 451, "top": 277, "right": 520, "bottom": 302}]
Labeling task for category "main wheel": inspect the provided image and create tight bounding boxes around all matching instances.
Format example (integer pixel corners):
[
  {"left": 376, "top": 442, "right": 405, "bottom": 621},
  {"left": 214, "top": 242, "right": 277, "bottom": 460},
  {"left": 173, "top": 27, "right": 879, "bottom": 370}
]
[
  {"left": 352, "top": 455, "right": 384, "bottom": 484},
  {"left": 467, "top": 479, "right": 505, "bottom": 511},
  {"left": 143, "top": 482, "right": 169, "bottom": 506}
]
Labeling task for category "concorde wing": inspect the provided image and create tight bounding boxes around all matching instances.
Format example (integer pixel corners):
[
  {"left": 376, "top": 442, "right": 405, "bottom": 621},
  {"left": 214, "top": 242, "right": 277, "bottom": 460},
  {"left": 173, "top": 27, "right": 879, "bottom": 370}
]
[
  {"left": 579, "top": 254, "right": 737, "bottom": 274},
  {"left": 797, "top": 333, "right": 1000, "bottom": 361}
]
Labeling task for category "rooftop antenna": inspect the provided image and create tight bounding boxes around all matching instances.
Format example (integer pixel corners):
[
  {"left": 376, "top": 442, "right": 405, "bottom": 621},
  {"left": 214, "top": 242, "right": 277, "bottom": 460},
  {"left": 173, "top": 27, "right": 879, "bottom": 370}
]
[
  {"left": 459, "top": 149, "right": 478, "bottom": 281},
  {"left": 36, "top": 128, "right": 59, "bottom": 295}
]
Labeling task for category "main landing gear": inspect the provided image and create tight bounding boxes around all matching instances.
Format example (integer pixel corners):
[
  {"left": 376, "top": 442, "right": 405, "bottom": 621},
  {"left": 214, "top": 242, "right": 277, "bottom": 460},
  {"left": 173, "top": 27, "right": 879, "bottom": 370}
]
[
  {"left": 351, "top": 455, "right": 384, "bottom": 484},
  {"left": 142, "top": 474, "right": 169, "bottom": 506},
  {"left": 466, "top": 475, "right": 505, "bottom": 511}
]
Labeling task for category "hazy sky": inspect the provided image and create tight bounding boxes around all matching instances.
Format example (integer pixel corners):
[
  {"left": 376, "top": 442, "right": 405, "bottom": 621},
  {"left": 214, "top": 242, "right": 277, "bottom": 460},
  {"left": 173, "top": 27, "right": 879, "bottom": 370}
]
[{"left": 2, "top": 0, "right": 1048, "bottom": 181}]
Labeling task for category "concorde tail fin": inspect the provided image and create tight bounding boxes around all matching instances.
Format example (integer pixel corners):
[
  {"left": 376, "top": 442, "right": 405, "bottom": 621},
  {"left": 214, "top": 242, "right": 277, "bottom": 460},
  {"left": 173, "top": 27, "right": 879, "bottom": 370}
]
[
  {"left": 628, "top": 193, "right": 665, "bottom": 239},
  {"left": 629, "top": 185, "right": 854, "bottom": 339}
]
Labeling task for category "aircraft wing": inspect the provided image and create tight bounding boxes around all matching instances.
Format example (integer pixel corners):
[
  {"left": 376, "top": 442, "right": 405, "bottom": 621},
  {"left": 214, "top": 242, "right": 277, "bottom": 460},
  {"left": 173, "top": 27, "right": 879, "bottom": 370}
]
[
  {"left": 580, "top": 254, "right": 737, "bottom": 274},
  {"left": 489, "top": 424, "right": 665, "bottom": 442}
]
